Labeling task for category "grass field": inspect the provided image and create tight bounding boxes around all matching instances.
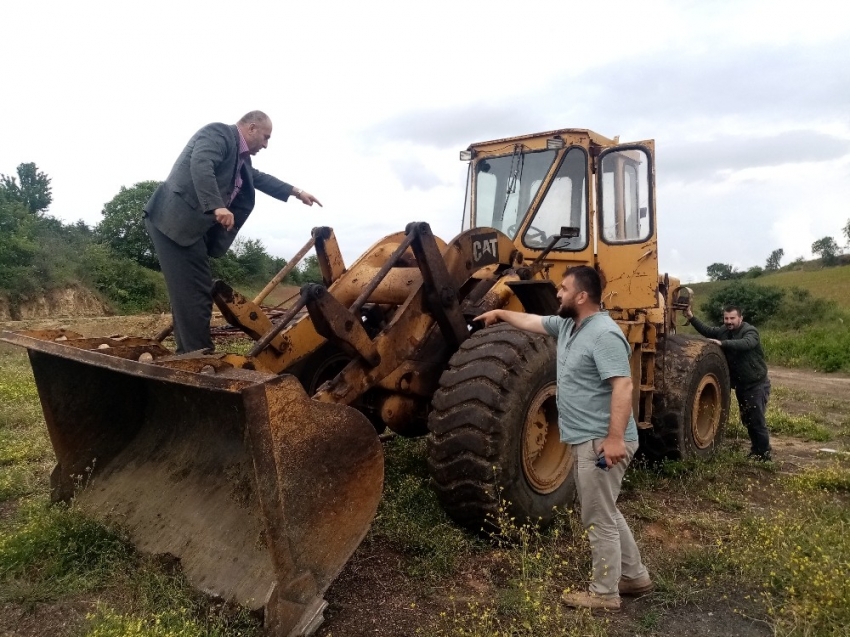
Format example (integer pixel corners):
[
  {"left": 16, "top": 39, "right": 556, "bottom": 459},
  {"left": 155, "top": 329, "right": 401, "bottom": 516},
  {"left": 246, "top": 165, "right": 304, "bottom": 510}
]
[
  {"left": 685, "top": 263, "right": 850, "bottom": 310},
  {"left": 2, "top": 338, "right": 849, "bottom": 637}
]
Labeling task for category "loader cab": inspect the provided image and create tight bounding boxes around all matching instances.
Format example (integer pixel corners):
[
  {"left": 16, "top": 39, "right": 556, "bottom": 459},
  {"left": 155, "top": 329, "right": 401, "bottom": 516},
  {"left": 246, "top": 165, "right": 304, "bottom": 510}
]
[
  {"left": 461, "top": 129, "right": 659, "bottom": 310},
  {"left": 463, "top": 142, "right": 589, "bottom": 253}
]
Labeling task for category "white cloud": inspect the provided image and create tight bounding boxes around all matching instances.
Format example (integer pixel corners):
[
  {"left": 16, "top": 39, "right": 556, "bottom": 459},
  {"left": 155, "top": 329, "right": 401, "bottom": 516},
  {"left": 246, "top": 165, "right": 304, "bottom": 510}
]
[{"left": 2, "top": 0, "right": 850, "bottom": 283}]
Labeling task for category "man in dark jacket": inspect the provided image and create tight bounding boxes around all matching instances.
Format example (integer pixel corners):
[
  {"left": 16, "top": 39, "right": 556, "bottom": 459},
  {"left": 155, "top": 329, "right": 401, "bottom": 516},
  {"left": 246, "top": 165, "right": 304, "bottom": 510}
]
[
  {"left": 685, "top": 304, "right": 772, "bottom": 460},
  {"left": 144, "top": 110, "right": 321, "bottom": 353}
]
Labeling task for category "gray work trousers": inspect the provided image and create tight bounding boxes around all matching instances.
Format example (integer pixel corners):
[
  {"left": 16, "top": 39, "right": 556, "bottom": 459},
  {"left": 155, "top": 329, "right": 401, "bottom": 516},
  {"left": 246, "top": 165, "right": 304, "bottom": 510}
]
[
  {"left": 145, "top": 218, "right": 214, "bottom": 354},
  {"left": 572, "top": 439, "right": 648, "bottom": 597}
]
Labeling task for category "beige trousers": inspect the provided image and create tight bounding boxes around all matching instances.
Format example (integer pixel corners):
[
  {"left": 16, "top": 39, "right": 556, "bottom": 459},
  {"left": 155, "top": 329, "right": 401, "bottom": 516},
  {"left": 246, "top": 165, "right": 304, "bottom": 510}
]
[{"left": 572, "top": 439, "right": 648, "bottom": 597}]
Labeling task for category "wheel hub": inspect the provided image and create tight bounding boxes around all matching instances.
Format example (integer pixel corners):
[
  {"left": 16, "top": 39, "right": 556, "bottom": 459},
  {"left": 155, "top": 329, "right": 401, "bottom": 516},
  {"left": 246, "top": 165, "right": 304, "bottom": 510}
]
[
  {"left": 691, "top": 373, "right": 722, "bottom": 449},
  {"left": 521, "top": 382, "right": 572, "bottom": 494}
]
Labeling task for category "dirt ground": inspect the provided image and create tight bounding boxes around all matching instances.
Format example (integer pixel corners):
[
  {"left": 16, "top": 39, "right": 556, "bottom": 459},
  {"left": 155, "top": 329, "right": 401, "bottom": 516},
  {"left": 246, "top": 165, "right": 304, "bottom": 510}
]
[
  {"left": 768, "top": 366, "right": 850, "bottom": 398},
  {"left": 1, "top": 315, "right": 848, "bottom": 637}
]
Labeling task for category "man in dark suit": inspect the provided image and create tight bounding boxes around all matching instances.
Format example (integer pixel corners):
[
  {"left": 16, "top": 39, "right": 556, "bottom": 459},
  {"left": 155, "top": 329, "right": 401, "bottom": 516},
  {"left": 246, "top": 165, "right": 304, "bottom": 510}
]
[{"left": 144, "top": 110, "right": 321, "bottom": 353}]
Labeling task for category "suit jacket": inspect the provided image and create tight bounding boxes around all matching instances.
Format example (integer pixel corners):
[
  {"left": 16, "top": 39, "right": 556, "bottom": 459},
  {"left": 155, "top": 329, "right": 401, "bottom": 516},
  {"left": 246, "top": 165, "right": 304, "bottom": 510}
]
[{"left": 144, "top": 122, "right": 294, "bottom": 257}]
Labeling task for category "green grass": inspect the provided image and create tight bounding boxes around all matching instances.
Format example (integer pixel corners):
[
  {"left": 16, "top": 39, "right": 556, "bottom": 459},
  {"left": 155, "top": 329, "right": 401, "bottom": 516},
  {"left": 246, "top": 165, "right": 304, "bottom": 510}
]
[
  {"left": 766, "top": 403, "right": 833, "bottom": 442},
  {"left": 763, "top": 326, "right": 850, "bottom": 373},
  {"left": 0, "top": 348, "right": 53, "bottom": 501},
  {"left": 0, "top": 503, "right": 133, "bottom": 605},
  {"left": 371, "top": 437, "right": 479, "bottom": 578},
  {"left": 722, "top": 497, "right": 850, "bottom": 635},
  {"left": 787, "top": 462, "right": 850, "bottom": 493}
]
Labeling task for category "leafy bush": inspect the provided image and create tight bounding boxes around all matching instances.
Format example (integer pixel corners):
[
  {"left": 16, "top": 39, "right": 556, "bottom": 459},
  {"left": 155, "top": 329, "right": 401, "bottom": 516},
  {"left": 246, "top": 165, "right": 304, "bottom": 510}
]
[
  {"left": 764, "top": 286, "right": 843, "bottom": 330},
  {"left": 700, "top": 281, "right": 784, "bottom": 326},
  {"left": 77, "top": 244, "right": 169, "bottom": 314}
]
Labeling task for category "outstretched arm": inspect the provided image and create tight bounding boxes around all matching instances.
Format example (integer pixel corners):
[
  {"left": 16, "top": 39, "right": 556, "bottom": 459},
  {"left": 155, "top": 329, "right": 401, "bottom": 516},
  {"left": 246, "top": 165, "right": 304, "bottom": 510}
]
[
  {"left": 474, "top": 309, "right": 547, "bottom": 334},
  {"left": 685, "top": 306, "right": 724, "bottom": 343},
  {"left": 253, "top": 169, "right": 323, "bottom": 207}
]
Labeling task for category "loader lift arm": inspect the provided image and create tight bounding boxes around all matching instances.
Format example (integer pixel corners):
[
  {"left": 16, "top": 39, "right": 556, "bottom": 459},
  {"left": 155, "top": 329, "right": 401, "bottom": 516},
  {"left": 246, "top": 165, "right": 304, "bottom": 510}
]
[{"left": 217, "top": 223, "right": 521, "bottom": 409}]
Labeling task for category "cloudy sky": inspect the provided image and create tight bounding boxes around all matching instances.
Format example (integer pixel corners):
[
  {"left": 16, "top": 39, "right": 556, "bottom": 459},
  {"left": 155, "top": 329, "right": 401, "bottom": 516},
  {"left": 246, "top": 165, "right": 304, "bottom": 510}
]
[{"left": 2, "top": 0, "right": 849, "bottom": 283}]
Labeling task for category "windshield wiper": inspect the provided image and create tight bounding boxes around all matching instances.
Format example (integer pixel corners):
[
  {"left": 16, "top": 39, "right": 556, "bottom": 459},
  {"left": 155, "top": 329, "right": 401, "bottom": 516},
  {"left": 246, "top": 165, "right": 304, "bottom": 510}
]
[{"left": 500, "top": 144, "right": 524, "bottom": 229}]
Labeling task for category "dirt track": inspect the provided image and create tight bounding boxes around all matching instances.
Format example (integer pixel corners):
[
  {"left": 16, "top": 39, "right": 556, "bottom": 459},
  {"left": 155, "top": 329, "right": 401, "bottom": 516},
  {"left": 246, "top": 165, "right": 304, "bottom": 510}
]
[{"left": 768, "top": 366, "right": 850, "bottom": 398}]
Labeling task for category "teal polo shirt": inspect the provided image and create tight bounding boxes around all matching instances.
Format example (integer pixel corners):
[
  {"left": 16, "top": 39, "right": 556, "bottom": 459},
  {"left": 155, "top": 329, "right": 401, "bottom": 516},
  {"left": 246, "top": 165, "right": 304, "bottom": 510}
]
[{"left": 541, "top": 312, "right": 638, "bottom": 445}]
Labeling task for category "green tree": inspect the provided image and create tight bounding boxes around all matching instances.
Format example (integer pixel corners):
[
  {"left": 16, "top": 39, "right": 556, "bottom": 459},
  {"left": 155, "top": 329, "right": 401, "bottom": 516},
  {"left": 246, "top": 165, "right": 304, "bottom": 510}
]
[
  {"left": 296, "top": 254, "right": 323, "bottom": 285},
  {"left": 210, "top": 248, "right": 245, "bottom": 283},
  {"left": 811, "top": 236, "right": 840, "bottom": 266},
  {"left": 95, "top": 181, "right": 161, "bottom": 270},
  {"left": 843, "top": 219, "right": 850, "bottom": 247},
  {"left": 0, "top": 162, "right": 52, "bottom": 214},
  {"left": 700, "top": 282, "right": 785, "bottom": 326},
  {"left": 765, "top": 248, "right": 784, "bottom": 271},
  {"left": 0, "top": 190, "right": 40, "bottom": 296},
  {"left": 706, "top": 262, "right": 739, "bottom": 281},
  {"left": 236, "top": 238, "right": 274, "bottom": 282}
]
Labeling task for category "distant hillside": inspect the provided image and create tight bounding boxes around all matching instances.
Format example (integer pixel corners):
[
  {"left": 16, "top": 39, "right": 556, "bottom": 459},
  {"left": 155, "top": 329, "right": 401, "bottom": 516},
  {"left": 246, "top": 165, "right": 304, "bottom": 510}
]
[
  {"left": 679, "top": 260, "right": 850, "bottom": 372},
  {"left": 686, "top": 261, "right": 850, "bottom": 310}
]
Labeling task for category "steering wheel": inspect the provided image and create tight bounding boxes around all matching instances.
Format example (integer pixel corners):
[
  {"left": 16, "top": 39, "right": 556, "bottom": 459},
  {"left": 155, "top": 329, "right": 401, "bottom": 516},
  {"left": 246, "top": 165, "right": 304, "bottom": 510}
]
[{"left": 506, "top": 224, "right": 548, "bottom": 244}]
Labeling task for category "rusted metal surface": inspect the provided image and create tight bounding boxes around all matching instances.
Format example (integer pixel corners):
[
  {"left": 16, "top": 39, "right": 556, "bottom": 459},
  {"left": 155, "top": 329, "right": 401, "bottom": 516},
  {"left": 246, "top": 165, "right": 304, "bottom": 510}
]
[
  {"left": 691, "top": 374, "right": 723, "bottom": 448},
  {"left": 312, "top": 225, "right": 519, "bottom": 407},
  {"left": 214, "top": 280, "right": 278, "bottom": 343},
  {"left": 303, "top": 284, "right": 380, "bottom": 367},
  {"left": 521, "top": 381, "right": 570, "bottom": 495},
  {"left": 465, "top": 128, "right": 616, "bottom": 154},
  {"left": 0, "top": 329, "right": 383, "bottom": 637},
  {"left": 407, "top": 222, "right": 469, "bottom": 350},
  {"left": 313, "top": 226, "right": 346, "bottom": 286}
]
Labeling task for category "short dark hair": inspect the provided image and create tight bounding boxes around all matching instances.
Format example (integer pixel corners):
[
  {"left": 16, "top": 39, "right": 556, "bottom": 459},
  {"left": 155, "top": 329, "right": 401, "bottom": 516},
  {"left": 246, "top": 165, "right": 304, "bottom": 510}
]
[
  {"left": 237, "top": 110, "right": 271, "bottom": 126},
  {"left": 723, "top": 304, "right": 742, "bottom": 316},
  {"left": 564, "top": 265, "right": 603, "bottom": 304}
]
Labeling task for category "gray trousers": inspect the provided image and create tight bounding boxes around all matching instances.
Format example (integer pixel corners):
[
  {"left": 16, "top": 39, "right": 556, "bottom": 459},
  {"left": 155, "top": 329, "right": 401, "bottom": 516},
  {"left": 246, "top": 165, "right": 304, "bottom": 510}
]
[
  {"left": 145, "top": 218, "right": 214, "bottom": 354},
  {"left": 572, "top": 439, "right": 648, "bottom": 597}
]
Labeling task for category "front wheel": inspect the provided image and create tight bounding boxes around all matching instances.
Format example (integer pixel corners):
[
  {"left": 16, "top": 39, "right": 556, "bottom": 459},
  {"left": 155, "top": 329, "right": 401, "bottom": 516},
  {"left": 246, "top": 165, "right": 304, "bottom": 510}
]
[{"left": 427, "top": 325, "right": 575, "bottom": 532}]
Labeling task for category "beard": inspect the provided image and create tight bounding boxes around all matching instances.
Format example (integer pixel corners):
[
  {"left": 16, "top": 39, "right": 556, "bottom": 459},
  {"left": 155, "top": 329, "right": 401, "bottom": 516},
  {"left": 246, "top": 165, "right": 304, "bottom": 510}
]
[{"left": 558, "top": 303, "right": 577, "bottom": 319}]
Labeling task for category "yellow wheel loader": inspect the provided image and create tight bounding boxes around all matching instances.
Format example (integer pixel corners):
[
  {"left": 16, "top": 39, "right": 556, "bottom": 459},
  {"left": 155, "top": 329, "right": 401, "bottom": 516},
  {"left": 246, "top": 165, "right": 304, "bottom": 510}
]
[{"left": 2, "top": 128, "right": 730, "bottom": 635}]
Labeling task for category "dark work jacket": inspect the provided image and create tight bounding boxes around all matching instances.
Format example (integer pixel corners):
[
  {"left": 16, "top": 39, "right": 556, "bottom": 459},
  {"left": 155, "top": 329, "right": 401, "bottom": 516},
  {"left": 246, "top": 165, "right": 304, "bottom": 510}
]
[
  {"left": 144, "top": 122, "right": 294, "bottom": 257},
  {"left": 690, "top": 316, "right": 769, "bottom": 389}
]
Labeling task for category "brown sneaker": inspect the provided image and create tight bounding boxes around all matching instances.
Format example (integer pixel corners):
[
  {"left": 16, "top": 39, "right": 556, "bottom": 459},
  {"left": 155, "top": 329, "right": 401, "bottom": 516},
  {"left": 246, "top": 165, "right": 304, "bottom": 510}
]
[
  {"left": 619, "top": 575, "right": 654, "bottom": 596},
  {"left": 561, "top": 590, "right": 621, "bottom": 611}
]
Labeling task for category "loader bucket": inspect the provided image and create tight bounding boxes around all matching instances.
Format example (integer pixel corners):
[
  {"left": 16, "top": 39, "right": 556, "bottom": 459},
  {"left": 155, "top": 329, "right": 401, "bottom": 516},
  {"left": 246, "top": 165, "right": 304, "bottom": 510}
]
[{"left": 0, "top": 330, "right": 384, "bottom": 637}]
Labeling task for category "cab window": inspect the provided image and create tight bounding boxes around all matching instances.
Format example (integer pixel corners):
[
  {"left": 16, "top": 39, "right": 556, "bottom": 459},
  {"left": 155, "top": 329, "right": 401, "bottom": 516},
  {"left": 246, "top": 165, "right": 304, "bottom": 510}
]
[
  {"left": 523, "top": 147, "right": 587, "bottom": 250},
  {"left": 473, "top": 148, "right": 557, "bottom": 237},
  {"left": 599, "top": 148, "right": 651, "bottom": 243}
]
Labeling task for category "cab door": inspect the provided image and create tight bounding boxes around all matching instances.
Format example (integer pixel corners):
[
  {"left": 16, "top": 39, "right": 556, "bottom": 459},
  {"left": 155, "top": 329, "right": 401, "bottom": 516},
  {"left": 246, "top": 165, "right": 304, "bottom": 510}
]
[{"left": 594, "top": 141, "right": 658, "bottom": 310}]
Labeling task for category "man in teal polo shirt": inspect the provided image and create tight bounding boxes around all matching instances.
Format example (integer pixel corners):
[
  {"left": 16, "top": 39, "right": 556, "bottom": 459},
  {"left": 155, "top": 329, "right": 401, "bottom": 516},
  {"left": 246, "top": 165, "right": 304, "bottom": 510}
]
[{"left": 475, "top": 266, "right": 651, "bottom": 611}]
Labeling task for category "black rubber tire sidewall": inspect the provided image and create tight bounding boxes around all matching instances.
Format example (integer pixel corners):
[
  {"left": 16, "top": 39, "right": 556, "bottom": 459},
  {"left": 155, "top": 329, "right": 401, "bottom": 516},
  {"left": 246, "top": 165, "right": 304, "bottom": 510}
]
[{"left": 427, "top": 325, "right": 575, "bottom": 531}]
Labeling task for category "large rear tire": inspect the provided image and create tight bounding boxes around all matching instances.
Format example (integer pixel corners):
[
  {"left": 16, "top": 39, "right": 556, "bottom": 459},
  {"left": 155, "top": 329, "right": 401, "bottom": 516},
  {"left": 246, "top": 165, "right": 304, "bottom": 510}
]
[
  {"left": 427, "top": 324, "right": 575, "bottom": 532},
  {"left": 643, "top": 334, "right": 731, "bottom": 461}
]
